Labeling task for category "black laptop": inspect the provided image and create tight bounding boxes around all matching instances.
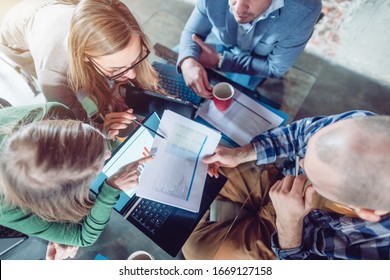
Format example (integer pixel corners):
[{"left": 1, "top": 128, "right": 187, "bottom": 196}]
[{"left": 90, "top": 112, "right": 226, "bottom": 257}]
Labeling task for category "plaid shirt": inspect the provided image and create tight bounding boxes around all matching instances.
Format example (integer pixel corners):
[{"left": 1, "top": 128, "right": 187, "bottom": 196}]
[
  {"left": 252, "top": 110, "right": 375, "bottom": 175},
  {"left": 251, "top": 110, "right": 390, "bottom": 259}
]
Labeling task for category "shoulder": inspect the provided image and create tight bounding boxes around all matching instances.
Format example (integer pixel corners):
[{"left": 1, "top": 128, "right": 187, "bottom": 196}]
[
  {"left": 279, "top": 0, "right": 322, "bottom": 23},
  {"left": 305, "top": 110, "right": 375, "bottom": 126},
  {"left": 285, "top": 0, "right": 322, "bottom": 11},
  {"left": 0, "top": 102, "right": 74, "bottom": 149},
  {"left": 201, "top": 0, "right": 229, "bottom": 12}
]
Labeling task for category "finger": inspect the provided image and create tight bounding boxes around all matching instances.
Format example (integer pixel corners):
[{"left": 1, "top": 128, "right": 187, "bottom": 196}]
[
  {"left": 194, "top": 80, "right": 209, "bottom": 98},
  {"left": 69, "top": 247, "right": 79, "bottom": 259},
  {"left": 202, "top": 153, "right": 220, "bottom": 164},
  {"left": 211, "top": 163, "right": 220, "bottom": 178},
  {"left": 137, "top": 155, "right": 154, "bottom": 165},
  {"left": 108, "top": 129, "right": 119, "bottom": 139},
  {"left": 207, "top": 165, "right": 214, "bottom": 177},
  {"left": 125, "top": 168, "right": 138, "bottom": 176},
  {"left": 201, "top": 69, "right": 212, "bottom": 91},
  {"left": 110, "top": 111, "right": 135, "bottom": 120},
  {"left": 54, "top": 248, "right": 65, "bottom": 260},
  {"left": 292, "top": 174, "right": 308, "bottom": 195},
  {"left": 303, "top": 185, "right": 316, "bottom": 209},
  {"left": 45, "top": 242, "right": 56, "bottom": 260},
  {"left": 280, "top": 175, "right": 295, "bottom": 192},
  {"left": 106, "top": 118, "right": 134, "bottom": 128},
  {"left": 270, "top": 179, "right": 282, "bottom": 192},
  {"left": 108, "top": 123, "right": 129, "bottom": 131}
]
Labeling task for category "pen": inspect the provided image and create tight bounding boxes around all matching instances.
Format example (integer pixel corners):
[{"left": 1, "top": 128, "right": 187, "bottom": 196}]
[
  {"left": 295, "top": 155, "right": 300, "bottom": 177},
  {"left": 133, "top": 119, "right": 167, "bottom": 140}
]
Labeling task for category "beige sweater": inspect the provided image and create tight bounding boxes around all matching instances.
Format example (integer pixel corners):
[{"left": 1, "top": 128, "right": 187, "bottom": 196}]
[{"left": 0, "top": 0, "right": 88, "bottom": 121}]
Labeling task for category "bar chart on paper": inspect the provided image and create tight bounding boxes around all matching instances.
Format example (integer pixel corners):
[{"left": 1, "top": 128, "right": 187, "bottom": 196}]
[
  {"left": 153, "top": 123, "right": 207, "bottom": 201},
  {"left": 137, "top": 110, "right": 221, "bottom": 212}
]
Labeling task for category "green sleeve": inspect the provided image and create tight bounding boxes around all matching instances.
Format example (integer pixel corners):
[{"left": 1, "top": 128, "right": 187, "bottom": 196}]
[
  {"left": 0, "top": 181, "right": 121, "bottom": 246},
  {"left": 0, "top": 102, "right": 75, "bottom": 147}
]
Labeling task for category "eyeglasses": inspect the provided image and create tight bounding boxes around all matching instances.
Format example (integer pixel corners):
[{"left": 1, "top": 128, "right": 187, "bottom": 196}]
[{"left": 89, "top": 42, "right": 150, "bottom": 81}]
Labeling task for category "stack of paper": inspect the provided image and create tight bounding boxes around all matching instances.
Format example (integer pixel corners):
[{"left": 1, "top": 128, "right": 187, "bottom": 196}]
[{"left": 196, "top": 89, "right": 285, "bottom": 146}]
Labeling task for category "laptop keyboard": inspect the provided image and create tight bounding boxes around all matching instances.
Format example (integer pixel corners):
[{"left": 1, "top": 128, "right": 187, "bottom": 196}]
[
  {"left": 130, "top": 198, "right": 175, "bottom": 234},
  {"left": 153, "top": 61, "right": 202, "bottom": 105}
]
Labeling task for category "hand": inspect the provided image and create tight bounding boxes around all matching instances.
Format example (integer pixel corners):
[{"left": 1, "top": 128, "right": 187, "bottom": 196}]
[
  {"left": 106, "top": 155, "right": 154, "bottom": 192},
  {"left": 269, "top": 174, "right": 316, "bottom": 249},
  {"left": 202, "top": 144, "right": 257, "bottom": 178},
  {"left": 191, "top": 34, "right": 220, "bottom": 68},
  {"left": 46, "top": 242, "right": 79, "bottom": 260},
  {"left": 103, "top": 109, "right": 136, "bottom": 140},
  {"left": 180, "top": 57, "right": 213, "bottom": 98}
]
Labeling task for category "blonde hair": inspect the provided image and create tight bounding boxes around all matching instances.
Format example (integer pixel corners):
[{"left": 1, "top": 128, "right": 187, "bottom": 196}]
[
  {"left": 0, "top": 120, "right": 107, "bottom": 223},
  {"left": 68, "top": 0, "right": 160, "bottom": 116}
]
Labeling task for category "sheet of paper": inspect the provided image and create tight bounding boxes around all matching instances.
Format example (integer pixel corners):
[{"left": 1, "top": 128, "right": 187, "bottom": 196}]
[
  {"left": 196, "top": 89, "right": 284, "bottom": 146},
  {"left": 102, "top": 126, "right": 154, "bottom": 197},
  {"left": 136, "top": 110, "right": 221, "bottom": 212}
]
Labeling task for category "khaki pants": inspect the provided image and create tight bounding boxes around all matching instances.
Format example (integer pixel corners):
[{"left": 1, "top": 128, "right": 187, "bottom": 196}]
[{"left": 182, "top": 162, "right": 284, "bottom": 260}]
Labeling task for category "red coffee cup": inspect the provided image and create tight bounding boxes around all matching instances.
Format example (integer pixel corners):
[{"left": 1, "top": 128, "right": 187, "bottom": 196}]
[{"left": 212, "top": 82, "right": 234, "bottom": 112}]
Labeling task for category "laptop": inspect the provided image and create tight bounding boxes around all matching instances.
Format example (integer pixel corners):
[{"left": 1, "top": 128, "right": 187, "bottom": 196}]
[
  {"left": 0, "top": 225, "right": 28, "bottom": 259},
  {"left": 125, "top": 85, "right": 197, "bottom": 120},
  {"left": 90, "top": 112, "right": 227, "bottom": 257}
]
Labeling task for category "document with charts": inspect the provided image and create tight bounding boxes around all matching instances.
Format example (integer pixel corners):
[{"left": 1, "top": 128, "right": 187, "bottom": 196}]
[
  {"left": 196, "top": 89, "right": 285, "bottom": 146},
  {"left": 136, "top": 110, "right": 221, "bottom": 212}
]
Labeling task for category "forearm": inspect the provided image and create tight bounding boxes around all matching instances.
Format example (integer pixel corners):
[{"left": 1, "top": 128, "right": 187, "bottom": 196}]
[
  {"left": 275, "top": 220, "right": 303, "bottom": 249},
  {"left": 251, "top": 120, "right": 305, "bottom": 165},
  {"left": 219, "top": 43, "right": 305, "bottom": 79},
  {"left": 177, "top": 0, "right": 212, "bottom": 70},
  {"left": 235, "top": 143, "right": 257, "bottom": 165}
]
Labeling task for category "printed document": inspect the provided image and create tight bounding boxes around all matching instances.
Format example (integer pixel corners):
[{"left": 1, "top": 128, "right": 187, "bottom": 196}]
[
  {"left": 196, "top": 89, "right": 284, "bottom": 146},
  {"left": 136, "top": 110, "right": 221, "bottom": 212}
]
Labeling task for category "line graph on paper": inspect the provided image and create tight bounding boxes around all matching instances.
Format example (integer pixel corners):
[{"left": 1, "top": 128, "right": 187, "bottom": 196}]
[{"left": 152, "top": 123, "right": 207, "bottom": 201}]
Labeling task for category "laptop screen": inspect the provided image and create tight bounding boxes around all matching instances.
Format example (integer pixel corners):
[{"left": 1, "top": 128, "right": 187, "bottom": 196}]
[{"left": 90, "top": 112, "right": 160, "bottom": 212}]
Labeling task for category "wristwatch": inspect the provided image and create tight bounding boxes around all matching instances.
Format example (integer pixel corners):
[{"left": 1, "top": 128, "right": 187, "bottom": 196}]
[{"left": 216, "top": 52, "right": 223, "bottom": 69}]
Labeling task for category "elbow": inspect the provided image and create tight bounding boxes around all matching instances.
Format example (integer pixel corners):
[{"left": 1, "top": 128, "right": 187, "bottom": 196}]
[
  {"left": 268, "top": 66, "right": 288, "bottom": 79},
  {"left": 79, "top": 239, "right": 96, "bottom": 247}
]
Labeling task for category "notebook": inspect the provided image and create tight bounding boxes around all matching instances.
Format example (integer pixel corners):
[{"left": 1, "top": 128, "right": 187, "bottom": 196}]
[
  {"left": 90, "top": 112, "right": 227, "bottom": 257},
  {"left": 0, "top": 225, "right": 28, "bottom": 258}
]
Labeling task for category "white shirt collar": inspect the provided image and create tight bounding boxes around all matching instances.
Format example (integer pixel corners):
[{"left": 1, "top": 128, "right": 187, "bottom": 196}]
[{"left": 259, "top": 0, "right": 284, "bottom": 20}]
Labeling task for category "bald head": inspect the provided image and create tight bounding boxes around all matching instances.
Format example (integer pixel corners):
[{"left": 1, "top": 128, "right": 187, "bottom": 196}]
[{"left": 304, "top": 115, "right": 390, "bottom": 211}]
